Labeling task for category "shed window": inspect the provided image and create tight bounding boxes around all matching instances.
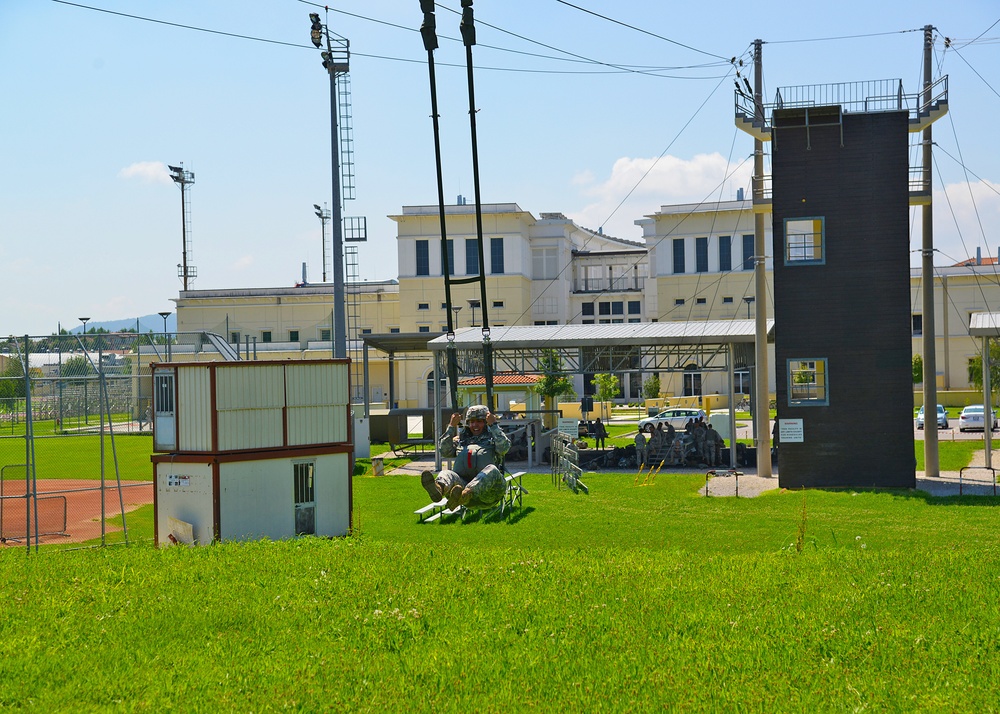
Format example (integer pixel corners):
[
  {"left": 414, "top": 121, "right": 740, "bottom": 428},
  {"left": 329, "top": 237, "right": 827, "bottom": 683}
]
[
  {"left": 788, "top": 358, "right": 828, "bottom": 405},
  {"left": 785, "top": 217, "right": 825, "bottom": 264}
]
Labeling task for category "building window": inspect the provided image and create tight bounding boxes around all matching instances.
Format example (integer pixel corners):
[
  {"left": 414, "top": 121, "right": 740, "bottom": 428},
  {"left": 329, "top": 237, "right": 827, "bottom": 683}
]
[
  {"left": 582, "top": 302, "right": 595, "bottom": 316},
  {"left": 696, "top": 237, "right": 708, "bottom": 273},
  {"left": 466, "top": 238, "right": 479, "bottom": 275},
  {"left": 532, "top": 247, "right": 558, "bottom": 279},
  {"left": 627, "top": 301, "right": 640, "bottom": 315},
  {"left": 445, "top": 239, "right": 455, "bottom": 276},
  {"left": 598, "top": 302, "right": 611, "bottom": 316},
  {"left": 389, "top": 327, "right": 400, "bottom": 334},
  {"left": 288, "top": 330, "right": 299, "bottom": 342},
  {"left": 418, "top": 326, "right": 430, "bottom": 333},
  {"left": 722, "top": 297, "right": 733, "bottom": 304},
  {"left": 719, "top": 236, "right": 732, "bottom": 272},
  {"left": 628, "top": 318, "right": 641, "bottom": 323},
  {"left": 696, "top": 298, "right": 706, "bottom": 305},
  {"left": 672, "top": 238, "right": 685, "bottom": 274},
  {"left": 416, "top": 240, "right": 429, "bottom": 276},
  {"left": 912, "top": 314, "right": 922, "bottom": 336},
  {"left": 491, "top": 237, "right": 504, "bottom": 274},
  {"left": 788, "top": 358, "right": 829, "bottom": 405},
  {"left": 261, "top": 331, "right": 272, "bottom": 343},
  {"left": 492, "top": 300, "right": 504, "bottom": 309},
  {"left": 742, "top": 234, "right": 754, "bottom": 270},
  {"left": 441, "top": 326, "right": 449, "bottom": 332},
  {"left": 417, "top": 303, "right": 429, "bottom": 311},
  {"left": 784, "top": 217, "right": 825, "bottom": 264},
  {"left": 582, "top": 319, "right": 595, "bottom": 324},
  {"left": 611, "top": 302, "right": 624, "bottom": 315},
  {"left": 320, "top": 328, "right": 331, "bottom": 341},
  {"left": 441, "top": 302, "right": 448, "bottom": 310},
  {"left": 674, "top": 298, "right": 685, "bottom": 306},
  {"left": 230, "top": 331, "right": 240, "bottom": 344},
  {"left": 293, "top": 461, "right": 315, "bottom": 536},
  {"left": 361, "top": 328, "right": 372, "bottom": 335}
]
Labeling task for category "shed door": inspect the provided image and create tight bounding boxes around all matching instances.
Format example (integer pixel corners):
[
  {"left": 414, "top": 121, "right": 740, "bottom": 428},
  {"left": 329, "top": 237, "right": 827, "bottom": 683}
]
[
  {"left": 294, "top": 461, "right": 316, "bottom": 536},
  {"left": 153, "top": 370, "right": 176, "bottom": 451}
]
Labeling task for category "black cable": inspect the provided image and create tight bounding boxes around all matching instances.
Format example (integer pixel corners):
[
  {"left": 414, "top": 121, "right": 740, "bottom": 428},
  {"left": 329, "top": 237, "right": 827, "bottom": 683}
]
[{"left": 553, "top": 0, "right": 731, "bottom": 61}]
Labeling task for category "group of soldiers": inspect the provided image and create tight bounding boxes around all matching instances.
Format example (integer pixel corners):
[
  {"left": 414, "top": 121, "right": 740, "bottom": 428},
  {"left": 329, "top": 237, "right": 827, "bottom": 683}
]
[{"left": 634, "top": 417, "right": 724, "bottom": 467}]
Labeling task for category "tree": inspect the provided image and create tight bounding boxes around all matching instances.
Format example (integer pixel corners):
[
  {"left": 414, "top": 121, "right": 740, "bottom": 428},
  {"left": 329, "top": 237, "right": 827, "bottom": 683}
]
[
  {"left": 591, "top": 373, "right": 622, "bottom": 421},
  {"left": 642, "top": 373, "right": 661, "bottom": 400},
  {"left": 62, "top": 355, "right": 95, "bottom": 377},
  {"left": 912, "top": 354, "right": 923, "bottom": 385},
  {"left": 533, "top": 349, "right": 575, "bottom": 428},
  {"left": 968, "top": 339, "right": 1000, "bottom": 404}
]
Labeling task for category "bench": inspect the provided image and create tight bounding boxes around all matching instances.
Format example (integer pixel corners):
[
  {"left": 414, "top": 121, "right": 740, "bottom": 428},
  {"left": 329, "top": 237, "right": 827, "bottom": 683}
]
[{"left": 414, "top": 470, "right": 527, "bottom": 523}]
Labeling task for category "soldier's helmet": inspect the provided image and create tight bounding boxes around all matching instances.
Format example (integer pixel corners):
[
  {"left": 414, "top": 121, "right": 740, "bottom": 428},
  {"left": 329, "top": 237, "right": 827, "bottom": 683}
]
[{"left": 465, "top": 405, "right": 489, "bottom": 421}]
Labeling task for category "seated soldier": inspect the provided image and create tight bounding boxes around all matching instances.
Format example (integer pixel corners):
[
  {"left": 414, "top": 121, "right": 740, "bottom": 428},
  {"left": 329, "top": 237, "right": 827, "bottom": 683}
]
[{"left": 421, "top": 404, "right": 511, "bottom": 510}]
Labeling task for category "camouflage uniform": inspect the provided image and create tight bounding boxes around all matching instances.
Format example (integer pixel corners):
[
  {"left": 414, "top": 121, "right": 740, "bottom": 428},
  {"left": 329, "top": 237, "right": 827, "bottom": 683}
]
[
  {"left": 633, "top": 431, "right": 647, "bottom": 467},
  {"left": 432, "top": 405, "right": 511, "bottom": 509}
]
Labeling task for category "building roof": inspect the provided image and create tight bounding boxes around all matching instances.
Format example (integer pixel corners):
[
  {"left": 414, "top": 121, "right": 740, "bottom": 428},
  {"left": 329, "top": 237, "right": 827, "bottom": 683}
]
[
  {"left": 428, "top": 321, "right": 773, "bottom": 351},
  {"left": 458, "top": 372, "right": 542, "bottom": 386},
  {"left": 969, "top": 312, "right": 1000, "bottom": 336}
]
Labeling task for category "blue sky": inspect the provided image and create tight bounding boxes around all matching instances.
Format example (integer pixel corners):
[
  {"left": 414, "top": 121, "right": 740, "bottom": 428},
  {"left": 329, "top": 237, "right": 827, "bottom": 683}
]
[{"left": 2, "top": 0, "right": 998, "bottom": 335}]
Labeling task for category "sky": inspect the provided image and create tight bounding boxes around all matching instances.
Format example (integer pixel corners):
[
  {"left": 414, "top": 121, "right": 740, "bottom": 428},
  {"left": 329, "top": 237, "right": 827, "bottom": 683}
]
[{"left": 2, "top": 0, "right": 999, "bottom": 336}]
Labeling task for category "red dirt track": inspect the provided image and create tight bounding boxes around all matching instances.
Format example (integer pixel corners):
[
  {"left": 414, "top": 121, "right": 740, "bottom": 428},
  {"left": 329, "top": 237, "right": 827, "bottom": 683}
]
[{"left": 0, "top": 479, "right": 153, "bottom": 546}]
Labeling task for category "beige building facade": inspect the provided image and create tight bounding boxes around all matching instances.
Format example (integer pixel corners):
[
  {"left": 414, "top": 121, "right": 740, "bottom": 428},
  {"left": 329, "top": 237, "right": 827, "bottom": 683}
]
[{"left": 172, "top": 200, "right": 996, "bottom": 409}]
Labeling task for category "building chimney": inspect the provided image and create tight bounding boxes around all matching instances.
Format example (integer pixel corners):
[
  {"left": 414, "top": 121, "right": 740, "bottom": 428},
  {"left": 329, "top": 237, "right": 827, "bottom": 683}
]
[
  {"left": 302, "top": 262, "right": 308, "bottom": 283},
  {"left": 977, "top": 247, "right": 982, "bottom": 265},
  {"left": 737, "top": 187, "right": 745, "bottom": 201}
]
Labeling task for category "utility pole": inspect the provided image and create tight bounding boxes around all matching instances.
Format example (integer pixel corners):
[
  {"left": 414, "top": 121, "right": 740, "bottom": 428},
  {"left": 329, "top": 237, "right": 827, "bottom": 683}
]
[
  {"left": 309, "top": 12, "right": 350, "bottom": 359},
  {"left": 752, "top": 39, "right": 772, "bottom": 478},
  {"left": 920, "top": 24, "right": 939, "bottom": 478},
  {"left": 168, "top": 165, "right": 196, "bottom": 291}
]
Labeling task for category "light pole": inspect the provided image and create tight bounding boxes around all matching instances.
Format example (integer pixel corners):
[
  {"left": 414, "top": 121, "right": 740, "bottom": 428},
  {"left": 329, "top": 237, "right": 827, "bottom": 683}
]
[
  {"left": 309, "top": 12, "right": 350, "bottom": 359},
  {"left": 168, "top": 164, "right": 196, "bottom": 291},
  {"left": 79, "top": 317, "right": 90, "bottom": 425},
  {"left": 313, "top": 204, "right": 331, "bottom": 283},
  {"left": 158, "top": 311, "right": 171, "bottom": 362},
  {"left": 743, "top": 296, "right": 755, "bottom": 319},
  {"left": 451, "top": 306, "right": 462, "bottom": 329}
]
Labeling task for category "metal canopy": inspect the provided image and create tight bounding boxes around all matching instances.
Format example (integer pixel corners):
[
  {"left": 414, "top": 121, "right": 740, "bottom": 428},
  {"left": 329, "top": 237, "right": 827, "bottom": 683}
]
[
  {"left": 969, "top": 313, "right": 1000, "bottom": 337},
  {"left": 427, "top": 320, "right": 774, "bottom": 376},
  {"left": 361, "top": 332, "right": 440, "bottom": 354}
]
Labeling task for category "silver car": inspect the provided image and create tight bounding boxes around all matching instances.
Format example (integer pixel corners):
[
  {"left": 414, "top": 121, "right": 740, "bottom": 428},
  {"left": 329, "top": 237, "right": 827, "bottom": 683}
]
[
  {"left": 638, "top": 407, "right": 706, "bottom": 433},
  {"left": 915, "top": 404, "right": 948, "bottom": 429}
]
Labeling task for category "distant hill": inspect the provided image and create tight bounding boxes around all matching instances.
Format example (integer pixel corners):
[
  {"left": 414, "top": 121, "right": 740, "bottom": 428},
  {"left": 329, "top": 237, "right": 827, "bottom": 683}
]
[{"left": 71, "top": 314, "right": 176, "bottom": 334}]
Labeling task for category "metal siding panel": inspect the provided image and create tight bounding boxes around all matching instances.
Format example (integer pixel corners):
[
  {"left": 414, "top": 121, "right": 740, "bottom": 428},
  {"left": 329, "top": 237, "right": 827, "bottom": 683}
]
[
  {"left": 178, "top": 366, "right": 213, "bottom": 451},
  {"left": 218, "top": 409, "right": 284, "bottom": 451},
  {"left": 217, "top": 365, "right": 285, "bottom": 409},
  {"left": 287, "top": 406, "right": 348, "bottom": 445}
]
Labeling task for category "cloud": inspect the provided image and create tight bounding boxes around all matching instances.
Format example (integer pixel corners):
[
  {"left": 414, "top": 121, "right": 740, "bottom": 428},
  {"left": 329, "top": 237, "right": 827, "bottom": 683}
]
[
  {"left": 568, "top": 153, "right": 753, "bottom": 240},
  {"left": 233, "top": 255, "right": 255, "bottom": 271},
  {"left": 118, "top": 161, "right": 171, "bottom": 184}
]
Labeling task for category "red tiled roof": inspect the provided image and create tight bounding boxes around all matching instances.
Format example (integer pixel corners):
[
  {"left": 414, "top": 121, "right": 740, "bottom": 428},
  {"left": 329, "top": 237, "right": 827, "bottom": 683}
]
[
  {"left": 953, "top": 257, "right": 999, "bottom": 266},
  {"left": 458, "top": 372, "right": 542, "bottom": 386}
]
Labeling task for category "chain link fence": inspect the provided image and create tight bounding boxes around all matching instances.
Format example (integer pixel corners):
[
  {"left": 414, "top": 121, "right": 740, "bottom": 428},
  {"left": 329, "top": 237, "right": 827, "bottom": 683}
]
[{"left": 0, "top": 332, "right": 171, "bottom": 550}]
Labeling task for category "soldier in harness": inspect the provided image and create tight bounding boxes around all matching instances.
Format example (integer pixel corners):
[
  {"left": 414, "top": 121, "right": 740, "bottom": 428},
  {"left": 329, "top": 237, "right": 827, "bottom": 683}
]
[{"left": 421, "top": 404, "right": 511, "bottom": 510}]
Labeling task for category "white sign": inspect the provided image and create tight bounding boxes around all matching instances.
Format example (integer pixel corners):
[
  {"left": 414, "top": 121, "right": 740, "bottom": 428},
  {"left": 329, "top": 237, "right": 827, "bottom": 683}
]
[
  {"left": 167, "top": 474, "right": 191, "bottom": 487},
  {"left": 558, "top": 417, "right": 579, "bottom": 438},
  {"left": 778, "top": 419, "right": 804, "bottom": 443}
]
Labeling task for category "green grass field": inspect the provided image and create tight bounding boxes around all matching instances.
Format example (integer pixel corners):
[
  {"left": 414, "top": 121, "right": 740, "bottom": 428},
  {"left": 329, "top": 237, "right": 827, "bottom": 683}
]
[{"left": 3, "top": 443, "right": 1000, "bottom": 710}]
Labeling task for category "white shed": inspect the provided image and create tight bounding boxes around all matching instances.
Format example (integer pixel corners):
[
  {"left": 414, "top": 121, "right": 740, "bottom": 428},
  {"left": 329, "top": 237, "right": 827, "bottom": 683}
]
[{"left": 151, "top": 360, "right": 353, "bottom": 545}]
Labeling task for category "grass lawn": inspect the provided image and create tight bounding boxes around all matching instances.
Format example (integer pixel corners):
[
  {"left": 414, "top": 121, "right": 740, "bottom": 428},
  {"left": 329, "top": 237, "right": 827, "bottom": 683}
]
[{"left": 4, "top": 450, "right": 1000, "bottom": 710}]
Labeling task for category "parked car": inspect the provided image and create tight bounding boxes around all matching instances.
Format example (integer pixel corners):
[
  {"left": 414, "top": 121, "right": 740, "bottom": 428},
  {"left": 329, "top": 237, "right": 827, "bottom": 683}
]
[
  {"left": 638, "top": 407, "right": 707, "bottom": 433},
  {"left": 958, "top": 405, "right": 998, "bottom": 432},
  {"left": 915, "top": 404, "right": 948, "bottom": 429}
]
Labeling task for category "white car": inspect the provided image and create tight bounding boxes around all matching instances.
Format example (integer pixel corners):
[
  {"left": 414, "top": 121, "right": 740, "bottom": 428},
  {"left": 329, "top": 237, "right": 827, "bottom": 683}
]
[
  {"left": 958, "top": 405, "right": 998, "bottom": 432},
  {"left": 638, "top": 407, "right": 707, "bottom": 433}
]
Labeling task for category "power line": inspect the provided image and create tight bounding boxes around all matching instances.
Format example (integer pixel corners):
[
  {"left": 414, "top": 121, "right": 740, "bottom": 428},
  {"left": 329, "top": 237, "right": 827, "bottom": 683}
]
[{"left": 553, "top": 0, "right": 731, "bottom": 61}]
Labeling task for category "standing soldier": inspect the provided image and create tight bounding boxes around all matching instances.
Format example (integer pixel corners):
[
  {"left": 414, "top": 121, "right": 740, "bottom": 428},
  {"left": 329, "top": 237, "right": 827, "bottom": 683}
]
[
  {"left": 703, "top": 423, "right": 720, "bottom": 466},
  {"left": 634, "top": 429, "right": 647, "bottom": 468}
]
